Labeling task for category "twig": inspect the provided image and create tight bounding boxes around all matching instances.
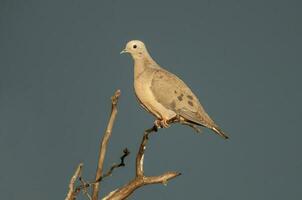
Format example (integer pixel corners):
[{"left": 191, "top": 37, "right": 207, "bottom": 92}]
[
  {"left": 97, "top": 148, "right": 130, "bottom": 182},
  {"left": 102, "top": 125, "right": 181, "bottom": 200},
  {"left": 77, "top": 176, "right": 92, "bottom": 200},
  {"left": 65, "top": 163, "right": 83, "bottom": 200},
  {"left": 91, "top": 90, "right": 121, "bottom": 200},
  {"left": 74, "top": 148, "right": 130, "bottom": 195}
]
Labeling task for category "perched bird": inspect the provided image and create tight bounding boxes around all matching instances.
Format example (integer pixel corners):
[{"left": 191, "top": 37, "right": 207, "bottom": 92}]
[{"left": 121, "top": 40, "right": 229, "bottom": 139}]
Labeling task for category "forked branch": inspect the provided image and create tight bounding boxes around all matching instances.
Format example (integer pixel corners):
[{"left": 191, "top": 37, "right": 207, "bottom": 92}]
[
  {"left": 102, "top": 125, "right": 180, "bottom": 200},
  {"left": 65, "top": 90, "right": 180, "bottom": 200}
]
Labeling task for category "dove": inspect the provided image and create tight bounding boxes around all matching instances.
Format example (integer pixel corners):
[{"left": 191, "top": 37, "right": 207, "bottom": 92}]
[{"left": 121, "top": 40, "right": 229, "bottom": 139}]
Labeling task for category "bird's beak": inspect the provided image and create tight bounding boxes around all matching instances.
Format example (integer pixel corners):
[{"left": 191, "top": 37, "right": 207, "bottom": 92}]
[{"left": 120, "top": 49, "right": 128, "bottom": 54}]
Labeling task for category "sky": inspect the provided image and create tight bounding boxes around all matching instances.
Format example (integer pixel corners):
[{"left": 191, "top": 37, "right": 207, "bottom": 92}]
[{"left": 0, "top": 0, "right": 301, "bottom": 199}]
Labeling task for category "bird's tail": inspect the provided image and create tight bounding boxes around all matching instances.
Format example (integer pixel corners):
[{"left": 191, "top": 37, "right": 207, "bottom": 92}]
[{"left": 211, "top": 126, "right": 229, "bottom": 139}]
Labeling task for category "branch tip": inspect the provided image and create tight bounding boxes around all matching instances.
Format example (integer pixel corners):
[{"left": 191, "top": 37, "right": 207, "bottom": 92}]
[
  {"left": 65, "top": 163, "right": 84, "bottom": 200},
  {"left": 111, "top": 89, "right": 121, "bottom": 105}
]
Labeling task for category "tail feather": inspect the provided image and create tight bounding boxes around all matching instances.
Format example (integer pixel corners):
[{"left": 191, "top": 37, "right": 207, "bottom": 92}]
[{"left": 211, "top": 126, "right": 229, "bottom": 139}]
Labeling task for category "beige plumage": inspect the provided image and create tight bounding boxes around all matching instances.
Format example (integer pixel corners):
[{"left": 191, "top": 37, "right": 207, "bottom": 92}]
[{"left": 121, "top": 40, "right": 229, "bottom": 139}]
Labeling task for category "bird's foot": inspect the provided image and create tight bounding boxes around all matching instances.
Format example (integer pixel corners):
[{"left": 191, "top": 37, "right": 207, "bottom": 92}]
[{"left": 154, "top": 119, "right": 170, "bottom": 129}]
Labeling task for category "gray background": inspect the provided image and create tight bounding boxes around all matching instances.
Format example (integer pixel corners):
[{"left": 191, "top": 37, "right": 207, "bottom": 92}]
[{"left": 0, "top": 0, "right": 301, "bottom": 199}]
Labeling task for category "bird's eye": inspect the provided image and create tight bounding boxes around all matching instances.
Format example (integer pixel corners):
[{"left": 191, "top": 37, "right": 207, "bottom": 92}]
[{"left": 133, "top": 45, "right": 137, "bottom": 49}]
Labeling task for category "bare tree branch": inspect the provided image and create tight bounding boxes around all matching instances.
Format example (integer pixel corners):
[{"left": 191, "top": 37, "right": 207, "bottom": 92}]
[
  {"left": 97, "top": 148, "right": 130, "bottom": 182},
  {"left": 136, "top": 125, "right": 157, "bottom": 176},
  {"left": 91, "top": 90, "right": 121, "bottom": 200},
  {"left": 73, "top": 148, "right": 130, "bottom": 196},
  {"left": 65, "top": 163, "right": 83, "bottom": 200},
  {"left": 78, "top": 177, "right": 92, "bottom": 200},
  {"left": 66, "top": 90, "right": 181, "bottom": 200},
  {"left": 102, "top": 125, "right": 181, "bottom": 200}
]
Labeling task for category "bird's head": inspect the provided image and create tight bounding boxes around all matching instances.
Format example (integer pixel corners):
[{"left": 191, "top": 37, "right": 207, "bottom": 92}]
[{"left": 120, "top": 40, "right": 148, "bottom": 59}]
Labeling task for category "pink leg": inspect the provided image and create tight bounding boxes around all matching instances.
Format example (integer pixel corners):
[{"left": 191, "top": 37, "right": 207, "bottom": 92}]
[{"left": 154, "top": 118, "right": 171, "bottom": 128}]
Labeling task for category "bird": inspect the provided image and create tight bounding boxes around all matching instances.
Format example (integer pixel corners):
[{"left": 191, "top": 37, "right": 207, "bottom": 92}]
[{"left": 120, "top": 40, "right": 229, "bottom": 139}]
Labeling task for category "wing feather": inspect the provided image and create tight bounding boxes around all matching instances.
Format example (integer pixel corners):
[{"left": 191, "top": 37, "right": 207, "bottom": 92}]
[{"left": 150, "top": 69, "right": 215, "bottom": 127}]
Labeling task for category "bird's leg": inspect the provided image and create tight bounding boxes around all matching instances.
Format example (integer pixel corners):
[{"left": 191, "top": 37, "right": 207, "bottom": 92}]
[
  {"left": 161, "top": 119, "right": 170, "bottom": 128},
  {"left": 154, "top": 120, "right": 161, "bottom": 129},
  {"left": 154, "top": 118, "right": 170, "bottom": 128},
  {"left": 154, "top": 114, "right": 180, "bottom": 129}
]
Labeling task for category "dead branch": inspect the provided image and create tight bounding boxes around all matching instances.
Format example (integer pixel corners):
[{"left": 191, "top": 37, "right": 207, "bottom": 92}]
[
  {"left": 65, "top": 163, "right": 83, "bottom": 200},
  {"left": 102, "top": 125, "right": 181, "bottom": 200},
  {"left": 65, "top": 90, "right": 180, "bottom": 200},
  {"left": 97, "top": 148, "right": 130, "bottom": 182},
  {"left": 78, "top": 176, "right": 92, "bottom": 200},
  {"left": 91, "top": 90, "right": 121, "bottom": 200},
  {"left": 73, "top": 148, "right": 130, "bottom": 195}
]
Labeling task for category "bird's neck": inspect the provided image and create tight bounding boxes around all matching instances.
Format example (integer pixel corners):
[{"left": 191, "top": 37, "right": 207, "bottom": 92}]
[
  {"left": 133, "top": 53, "right": 160, "bottom": 78},
  {"left": 133, "top": 59, "right": 147, "bottom": 79}
]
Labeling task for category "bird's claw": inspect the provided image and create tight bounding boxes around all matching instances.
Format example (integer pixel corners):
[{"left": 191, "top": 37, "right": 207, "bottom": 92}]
[{"left": 154, "top": 119, "right": 170, "bottom": 129}]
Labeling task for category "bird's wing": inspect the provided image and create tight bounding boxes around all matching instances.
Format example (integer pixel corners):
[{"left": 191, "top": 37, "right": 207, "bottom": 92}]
[{"left": 150, "top": 69, "right": 214, "bottom": 126}]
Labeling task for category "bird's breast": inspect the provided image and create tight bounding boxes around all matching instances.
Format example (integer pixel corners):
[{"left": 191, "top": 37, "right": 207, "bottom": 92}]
[{"left": 134, "top": 70, "right": 161, "bottom": 118}]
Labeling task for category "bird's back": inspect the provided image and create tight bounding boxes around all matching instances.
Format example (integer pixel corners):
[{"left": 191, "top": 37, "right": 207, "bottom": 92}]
[{"left": 150, "top": 67, "right": 216, "bottom": 127}]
